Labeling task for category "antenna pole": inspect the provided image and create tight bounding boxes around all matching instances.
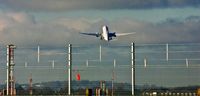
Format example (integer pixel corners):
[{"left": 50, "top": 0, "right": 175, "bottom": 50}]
[
  {"left": 68, "top": 44, "right": 72, "bottom": 95},
  {"left": 166, "top": 43, "right": 169, "bottom": 61},
  {"left": 131, "top": 42, "right": 135, "bottom": 96},
  {"left": 100, "top": 45, "right": 102, "bottom": 61},
  {"left": 38, "top": 45, "right": 40, "bottom": 63}
]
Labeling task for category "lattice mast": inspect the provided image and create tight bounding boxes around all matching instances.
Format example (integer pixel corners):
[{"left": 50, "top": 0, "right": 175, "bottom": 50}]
[{"left": 6, "top": 44, "right": 16, "bottom": 96}]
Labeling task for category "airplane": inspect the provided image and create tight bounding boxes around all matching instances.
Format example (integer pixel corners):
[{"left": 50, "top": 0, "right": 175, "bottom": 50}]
[{"left": 80, "top": 25, "right": 135, "bottom": 41}]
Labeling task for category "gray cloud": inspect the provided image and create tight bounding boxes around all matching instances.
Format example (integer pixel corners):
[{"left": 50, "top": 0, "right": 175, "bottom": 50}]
[
  {"left": 1, "top": 0, "right": 200, "bottom": 11},
  {"left": 105, "top": 16, "right": 200, "bottom": 44},
  {"left": 0, "top": 12, "right": 101, "bottom": 47},
  {"left": 0, "top": 11, "right": 200, "bottom": 47}
]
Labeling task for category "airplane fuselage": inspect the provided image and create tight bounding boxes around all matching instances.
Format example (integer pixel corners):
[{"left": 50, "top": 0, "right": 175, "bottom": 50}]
[{"left": 102, "top": 25, "right": 109, "bottom": 41}]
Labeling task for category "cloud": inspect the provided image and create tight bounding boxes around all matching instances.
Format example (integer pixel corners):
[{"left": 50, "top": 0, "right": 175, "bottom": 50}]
[
  {"left": 151, "top": 16, "right": 200, "bottom": 43},
  {"left": 0, "top": 12, "right": 37, "bottom": 45},
  {"left": 6, "top": 12, "right": 35, "bottom": 24},
  {"left": 0, "top": 12, "right": 101, "bottom": 47},
  {"left": 1, "top": 0, "right": 200, "bottom": 11},
  {"left": 0, "top": 11, "right": 34, "bottom": 30},
  {"left": 0, "top": 11, "right": 200, "bottom": 47},
  {"left": 107, "top": 17, "right": 200, "bottom": 44}
]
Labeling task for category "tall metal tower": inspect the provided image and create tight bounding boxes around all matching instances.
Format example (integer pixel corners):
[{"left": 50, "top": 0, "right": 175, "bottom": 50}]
[{"left": 6, "top": 44, "right": 16, "bottom": 96}]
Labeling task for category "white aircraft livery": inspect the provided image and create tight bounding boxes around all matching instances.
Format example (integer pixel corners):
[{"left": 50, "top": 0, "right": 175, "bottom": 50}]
[{"left": 80, "top": 25, "right": 135, "bottom": 41}]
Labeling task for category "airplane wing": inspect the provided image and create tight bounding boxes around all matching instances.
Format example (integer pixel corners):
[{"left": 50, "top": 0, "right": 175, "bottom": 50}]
[
  {"left": 79, "top": 32, "right": 100, "bottom": 37},
  {"left": 116, "top": 32, "right": 136, "bottom": 36}
]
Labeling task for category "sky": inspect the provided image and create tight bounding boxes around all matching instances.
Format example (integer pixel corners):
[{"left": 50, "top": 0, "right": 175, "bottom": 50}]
[
  {"left": 0, "top": 0, "right": 200, "bottom": 87},
  {"left": 0, "top": 0, "right": 200, "bottom": 46}
]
